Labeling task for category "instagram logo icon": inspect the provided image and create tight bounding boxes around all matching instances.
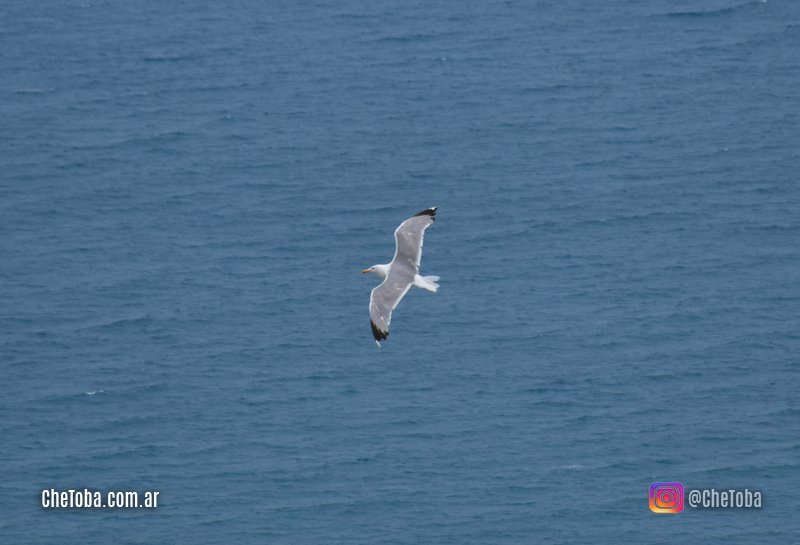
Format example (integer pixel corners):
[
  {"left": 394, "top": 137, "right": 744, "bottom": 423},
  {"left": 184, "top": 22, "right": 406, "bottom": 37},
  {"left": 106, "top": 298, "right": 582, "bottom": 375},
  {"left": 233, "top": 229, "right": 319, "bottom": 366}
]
[{"left": 649, "top": 482, "right": 684, "bottom": 513}]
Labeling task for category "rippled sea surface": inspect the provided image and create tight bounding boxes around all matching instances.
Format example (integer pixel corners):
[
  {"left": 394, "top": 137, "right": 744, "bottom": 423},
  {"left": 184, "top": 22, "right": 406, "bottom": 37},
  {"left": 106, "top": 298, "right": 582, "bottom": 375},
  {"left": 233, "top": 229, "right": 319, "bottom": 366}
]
[{"left": 2, "top": 1, "right": 799, "bottom": 543}]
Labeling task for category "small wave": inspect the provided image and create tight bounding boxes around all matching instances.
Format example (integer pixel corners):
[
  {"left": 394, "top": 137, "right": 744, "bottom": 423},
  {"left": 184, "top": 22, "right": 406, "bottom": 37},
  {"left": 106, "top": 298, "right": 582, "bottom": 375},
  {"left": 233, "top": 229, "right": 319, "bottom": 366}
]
[
  {"left": 663, "top": 0, "right": 765, "bottom": 18},
  {"left": 13, "top": 87, "right": 54, "bottom": 95},
  {"left": 667, "top": 6, "right": 736, "bottom": 17},
  {"left": 373, "top": 30, "right": 459, "bottom": 44},
  {"left": 141, "top": 53, "right": 195, "bottom": 63}
]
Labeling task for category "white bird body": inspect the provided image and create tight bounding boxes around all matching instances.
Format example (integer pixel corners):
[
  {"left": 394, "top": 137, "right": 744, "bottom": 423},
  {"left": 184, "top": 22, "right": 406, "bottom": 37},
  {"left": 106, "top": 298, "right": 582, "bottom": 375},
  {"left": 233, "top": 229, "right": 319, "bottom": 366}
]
[
  {"left": 366, "top": 263, "right": 439, "bottom": 293},
  {"left": 362, "top": 207, "right": 440, "bottom": 345}
]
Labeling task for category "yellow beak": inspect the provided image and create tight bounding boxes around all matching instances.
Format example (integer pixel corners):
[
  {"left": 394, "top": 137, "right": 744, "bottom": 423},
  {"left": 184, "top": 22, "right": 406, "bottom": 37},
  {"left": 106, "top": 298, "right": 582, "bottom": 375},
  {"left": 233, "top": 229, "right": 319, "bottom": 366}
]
[{"left": 362, "top": 268, "right": 371, "bottom": 273}]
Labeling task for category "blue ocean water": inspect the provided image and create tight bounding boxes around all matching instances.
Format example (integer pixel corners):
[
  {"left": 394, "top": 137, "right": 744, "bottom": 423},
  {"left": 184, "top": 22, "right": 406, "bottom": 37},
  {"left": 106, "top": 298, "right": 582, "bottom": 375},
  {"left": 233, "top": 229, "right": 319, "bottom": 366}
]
[{"left": 2, "top": 0, "right": 799, "bottom": 542}]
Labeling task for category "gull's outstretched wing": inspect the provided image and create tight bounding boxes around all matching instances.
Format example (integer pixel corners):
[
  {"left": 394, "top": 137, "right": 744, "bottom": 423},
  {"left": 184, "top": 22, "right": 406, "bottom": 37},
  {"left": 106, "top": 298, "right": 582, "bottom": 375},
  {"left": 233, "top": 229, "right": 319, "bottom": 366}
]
[
  {"left": 391, "top": 207, "right": 437, "bottom": 275},
  {"left": 369, "top": 271, "right": 412, "bottom": 343}
]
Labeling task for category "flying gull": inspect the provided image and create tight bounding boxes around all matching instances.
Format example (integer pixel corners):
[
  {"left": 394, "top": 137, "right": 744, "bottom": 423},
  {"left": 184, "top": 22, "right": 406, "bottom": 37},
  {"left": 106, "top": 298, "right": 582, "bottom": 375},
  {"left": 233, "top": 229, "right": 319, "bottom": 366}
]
[{"left": 362, "top": 207, "right": 440, "bottom": 346}]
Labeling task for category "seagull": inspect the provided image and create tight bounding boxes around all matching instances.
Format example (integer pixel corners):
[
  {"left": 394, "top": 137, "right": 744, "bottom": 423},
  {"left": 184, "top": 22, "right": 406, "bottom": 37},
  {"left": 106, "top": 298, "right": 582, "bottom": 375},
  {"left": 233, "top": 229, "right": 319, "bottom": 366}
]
[{"left": 362, "top": 207, "right": 440, "bottom": 346}]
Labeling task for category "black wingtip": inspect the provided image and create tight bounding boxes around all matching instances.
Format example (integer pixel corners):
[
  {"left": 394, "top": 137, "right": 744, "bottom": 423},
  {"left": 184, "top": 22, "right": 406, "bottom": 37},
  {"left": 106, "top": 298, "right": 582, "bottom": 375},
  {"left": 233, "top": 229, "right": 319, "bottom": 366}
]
[
  {"left": 414, "top": 207, "right": 437, "bottom": 219},
  {"left": 370, "top": 321, "right": 389, "bottom": 342}
]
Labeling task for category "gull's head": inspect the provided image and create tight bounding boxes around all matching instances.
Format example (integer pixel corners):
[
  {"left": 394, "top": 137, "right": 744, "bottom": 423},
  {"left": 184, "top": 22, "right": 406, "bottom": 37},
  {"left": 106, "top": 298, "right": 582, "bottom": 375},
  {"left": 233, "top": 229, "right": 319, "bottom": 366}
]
[{"left": 362, "top": 264, "right": 389, "bottom": 278}]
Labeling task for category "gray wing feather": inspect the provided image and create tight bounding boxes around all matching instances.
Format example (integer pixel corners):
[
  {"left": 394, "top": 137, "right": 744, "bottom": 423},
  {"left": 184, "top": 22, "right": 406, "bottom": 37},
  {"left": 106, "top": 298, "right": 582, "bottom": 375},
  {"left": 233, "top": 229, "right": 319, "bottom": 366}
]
[
  {"left": 391, "top": 207, "right": 436, "bottom": 276},
  {"left": 369, "top": 272, "right": 412, "bottom": 341}
]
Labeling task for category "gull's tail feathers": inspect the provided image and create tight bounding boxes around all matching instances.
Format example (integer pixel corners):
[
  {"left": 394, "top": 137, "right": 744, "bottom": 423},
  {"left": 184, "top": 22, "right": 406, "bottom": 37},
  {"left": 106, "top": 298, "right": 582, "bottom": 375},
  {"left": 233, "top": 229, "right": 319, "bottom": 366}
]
[{"left": 414, "top": 274, "right": 440, "bottom": 293}]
